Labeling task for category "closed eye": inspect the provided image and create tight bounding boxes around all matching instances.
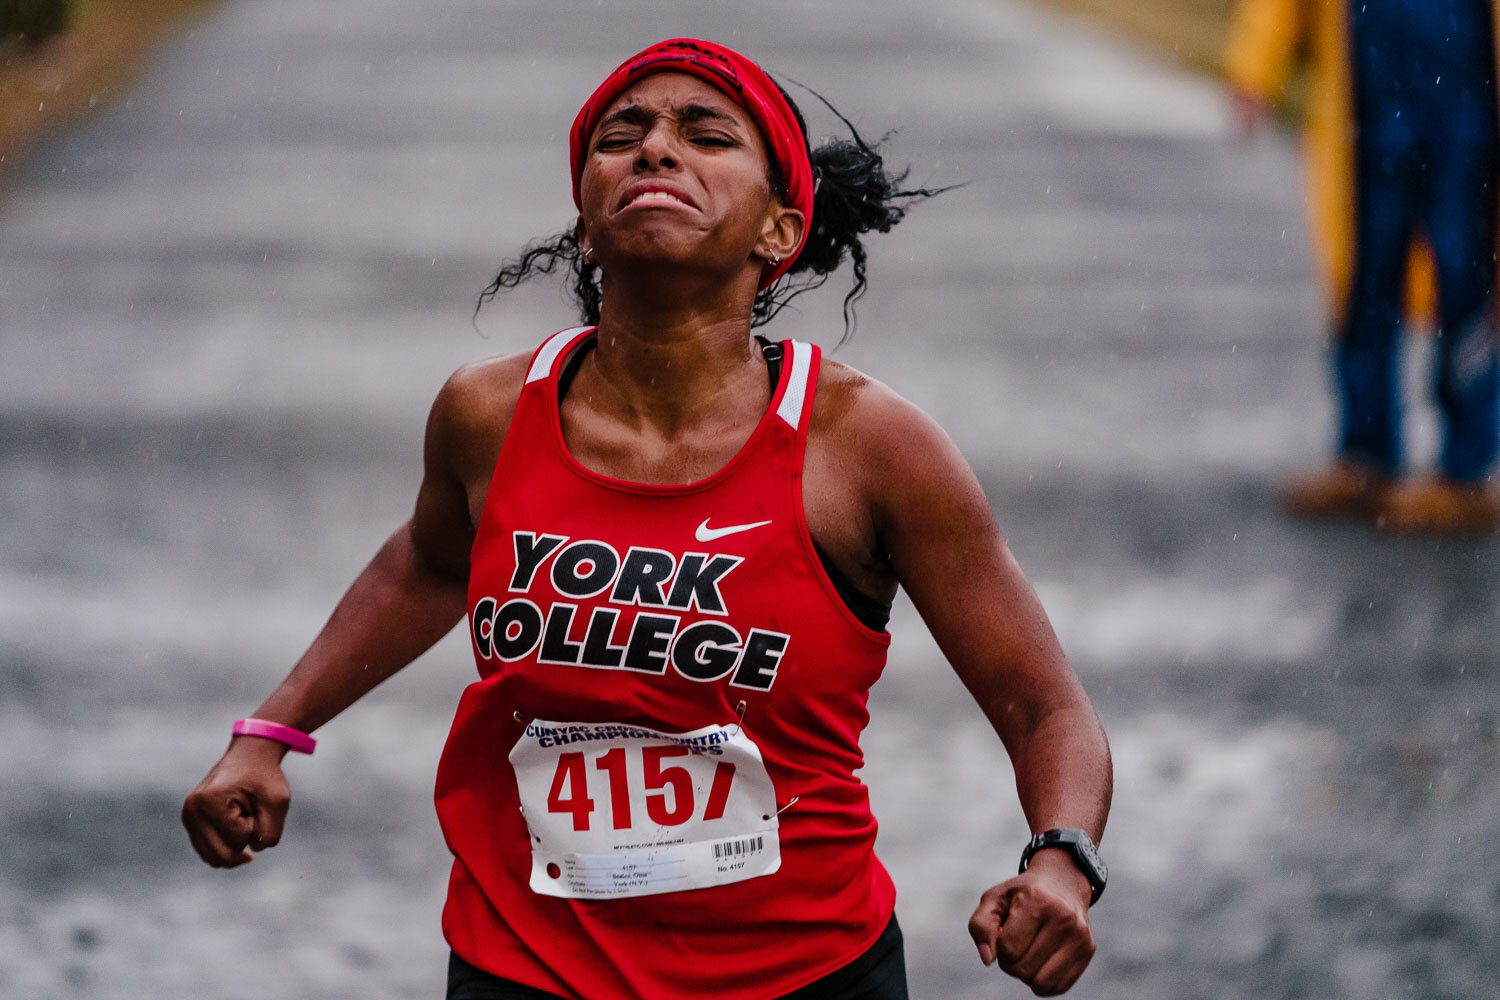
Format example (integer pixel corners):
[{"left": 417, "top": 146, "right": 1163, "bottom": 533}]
[{"left": 594, "top": 138, "right": 636, "bottom": 151}]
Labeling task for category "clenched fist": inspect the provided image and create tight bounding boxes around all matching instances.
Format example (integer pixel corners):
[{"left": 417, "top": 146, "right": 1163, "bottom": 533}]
[
  {"left": 968, "top": 850, "right": 1097, "bottom": 995},
  {"left": 182, "top": 736, "right": 292, "bottom": 868}
]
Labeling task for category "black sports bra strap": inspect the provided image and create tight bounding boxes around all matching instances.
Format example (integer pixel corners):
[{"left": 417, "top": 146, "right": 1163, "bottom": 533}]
[
  {"left": 556, "top": 336, "right": 596, "bottom": 400},
  {"left": 809, "top": 539, "right": 891, "bottom": 632}
]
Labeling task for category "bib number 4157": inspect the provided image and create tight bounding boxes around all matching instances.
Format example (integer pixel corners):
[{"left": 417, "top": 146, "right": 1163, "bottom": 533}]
[
  {"left": 546, "top": 745, "right": 737, "bottom": 832},
  {"left": 511, "top": 719, "right": 781, "bottom": 898}
]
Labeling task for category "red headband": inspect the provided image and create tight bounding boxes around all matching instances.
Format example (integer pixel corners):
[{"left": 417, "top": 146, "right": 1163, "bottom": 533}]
[{"left": 570, "top": 38, "right": 814, "bottom": 290}]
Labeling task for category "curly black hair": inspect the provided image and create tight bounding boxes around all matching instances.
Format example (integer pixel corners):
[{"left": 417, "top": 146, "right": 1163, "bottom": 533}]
[{"left": 475, "top": 81, "right": 949, "bottom": 344}]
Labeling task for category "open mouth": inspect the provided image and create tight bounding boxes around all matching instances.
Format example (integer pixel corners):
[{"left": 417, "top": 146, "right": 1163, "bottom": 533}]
[{"left": 618, "top": 187, "right": 697, "bottom": 211}]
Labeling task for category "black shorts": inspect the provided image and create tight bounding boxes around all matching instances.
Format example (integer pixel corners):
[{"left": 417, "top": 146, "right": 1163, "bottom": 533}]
[{"left": 447, "top": 913, "right": 908, "bottom": 1000}]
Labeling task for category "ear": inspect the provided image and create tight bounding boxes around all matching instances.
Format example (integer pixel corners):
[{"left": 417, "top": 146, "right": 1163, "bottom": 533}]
[
  {"left": 755, "top": 200, "right": 806, "bottom": 267},
  {"left": 574, "top": 216, "right": 592, "bottom": 258}
]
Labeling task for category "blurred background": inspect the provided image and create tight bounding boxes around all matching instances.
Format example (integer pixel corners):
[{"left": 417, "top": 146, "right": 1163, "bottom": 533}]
[{"left": 2, "top": 1, "right": 1497, "bottom": 997}]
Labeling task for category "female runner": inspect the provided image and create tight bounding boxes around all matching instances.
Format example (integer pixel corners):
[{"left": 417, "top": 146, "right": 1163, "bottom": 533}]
[{"left": 182, "top": 38, "right": 1113, "bottom": 999}]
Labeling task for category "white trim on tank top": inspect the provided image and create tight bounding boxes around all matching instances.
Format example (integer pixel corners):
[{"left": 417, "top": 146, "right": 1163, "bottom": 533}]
[
  {"left": 525, "top": 326, "right": 593, "bottom": 384},
  {"left": 776, "top": 340, "right": 812, "bottom": 429},
  {"left": 529, "top": 329, "right": 811, "bottom": 429}
]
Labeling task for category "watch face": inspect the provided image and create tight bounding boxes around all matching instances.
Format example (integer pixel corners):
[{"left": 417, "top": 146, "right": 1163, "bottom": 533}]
[{"left": 1028, "top": 829, "right": 1107, "bottom": 888}]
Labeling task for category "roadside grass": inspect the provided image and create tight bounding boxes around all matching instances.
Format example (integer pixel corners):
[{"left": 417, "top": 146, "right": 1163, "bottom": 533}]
[
  {"left": 1025, "top": 0, "right": 1314, "bottom": 121},
  {"left": 1, "top": 0, "right": 1245, "bottom": 188},
  {"left": 1027, "top": 0, "right": 1238, "bottom": 75},
  {"left": 0, "top": 0, "right": 215, "bottom": 182}
]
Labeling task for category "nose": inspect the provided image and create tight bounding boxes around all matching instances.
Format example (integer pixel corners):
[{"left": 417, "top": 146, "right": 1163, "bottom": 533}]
[{"left": 635, "top": 120, "right": 680, "bottom": 172}]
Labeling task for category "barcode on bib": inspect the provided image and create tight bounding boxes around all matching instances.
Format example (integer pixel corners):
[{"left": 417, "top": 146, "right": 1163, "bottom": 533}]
[{"left": 712, "top": 835, "right": 765, "bottom": 860}]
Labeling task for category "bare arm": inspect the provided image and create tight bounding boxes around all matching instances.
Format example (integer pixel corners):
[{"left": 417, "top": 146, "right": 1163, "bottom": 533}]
[
  {"left": 857, "top": 384, "right": 1111, "bottom": 995},
  {"left": 182, "top": 357, "right": 523, "bottom": 868}
]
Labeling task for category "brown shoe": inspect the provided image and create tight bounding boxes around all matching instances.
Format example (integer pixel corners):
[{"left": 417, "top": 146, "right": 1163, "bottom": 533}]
[
  {"left": 1282, "top": 462, "right": 1386, "bottom": 519},
  {"left": 1375, "top": 476, "right": 1500, "bottom": 534}
]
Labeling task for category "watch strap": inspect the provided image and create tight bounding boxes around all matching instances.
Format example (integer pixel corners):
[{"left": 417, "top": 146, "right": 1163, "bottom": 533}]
[{"left": 1019, "top": 828, "right": 1107, "bottom": 906}]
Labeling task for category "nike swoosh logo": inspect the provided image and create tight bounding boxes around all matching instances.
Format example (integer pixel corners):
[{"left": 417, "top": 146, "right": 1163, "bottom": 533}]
[{"left": 695, "top": 518, "right": 772, "bottom": 543}]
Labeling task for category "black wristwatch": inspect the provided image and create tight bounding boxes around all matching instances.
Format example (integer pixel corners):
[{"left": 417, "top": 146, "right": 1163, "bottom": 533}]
[{"left": 1018, "top": 828, "right": 1107, "bottom": 906}]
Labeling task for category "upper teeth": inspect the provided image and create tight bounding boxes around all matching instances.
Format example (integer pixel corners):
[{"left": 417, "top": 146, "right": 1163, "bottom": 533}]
[{"left": 631, "top": 191, "right": 685, "bottom": 206}]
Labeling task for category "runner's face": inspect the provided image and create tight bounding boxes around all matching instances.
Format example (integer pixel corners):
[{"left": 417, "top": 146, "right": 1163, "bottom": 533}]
[{"left": 578, "top": 73, "right": 777, "bottom": 283}]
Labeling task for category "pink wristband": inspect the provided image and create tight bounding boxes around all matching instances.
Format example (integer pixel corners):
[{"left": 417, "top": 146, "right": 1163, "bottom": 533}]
[{"left": 233, "top": 718, "right": 317, "bottom": 755}]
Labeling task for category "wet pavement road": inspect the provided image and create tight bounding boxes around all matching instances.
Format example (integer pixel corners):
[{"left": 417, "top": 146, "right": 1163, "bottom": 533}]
[{"left": 2, "top": 0, "right": 1498, "bottom": 997}]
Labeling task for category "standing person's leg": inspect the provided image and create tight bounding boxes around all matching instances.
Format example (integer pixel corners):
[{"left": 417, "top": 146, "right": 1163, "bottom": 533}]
[
  {"left": 1285, "top": 86, "right": 1420, "bottom": 517},
  {"left": 1377, "top": 87, "right": 1500, "bottom": 531},
  {"left": 1337, "top": 118, "right": 1420, "bottom": 478},
  {"left": 1429, "top": 109, "right": 1500, "bottom": 485}
]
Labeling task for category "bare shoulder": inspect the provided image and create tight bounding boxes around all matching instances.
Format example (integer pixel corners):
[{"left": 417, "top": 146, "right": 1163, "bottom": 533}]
[
  {"left": 809, "top": 356, "right": 960, "bottom": 469},
  {"left": 433, "top": 351, "right": 531, "bottom": 427},
  {"left": 426, "top": 351, "right": 532, "bottom": 485},
  {"left": 808, "top": 356, "right": 990, "bottom": 538}
]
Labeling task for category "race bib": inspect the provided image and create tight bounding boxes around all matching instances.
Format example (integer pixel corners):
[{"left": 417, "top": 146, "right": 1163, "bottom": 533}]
[{"left": 510, "top": 719, "right": 782, "bottom": 899}]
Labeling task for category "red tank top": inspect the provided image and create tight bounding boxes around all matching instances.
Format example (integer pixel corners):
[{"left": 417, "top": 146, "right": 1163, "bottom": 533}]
[{"left": 434, "top": 327, "right": 895, "bottom": 999}]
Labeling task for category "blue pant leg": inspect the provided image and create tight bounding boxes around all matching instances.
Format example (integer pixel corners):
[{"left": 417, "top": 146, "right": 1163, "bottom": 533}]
[
  {"left": 1339, "top": 113, "right": 1421, "bottom": 474},
  {"left": 1422, "top": 103, "right": 1500, "bottom": 483}
]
